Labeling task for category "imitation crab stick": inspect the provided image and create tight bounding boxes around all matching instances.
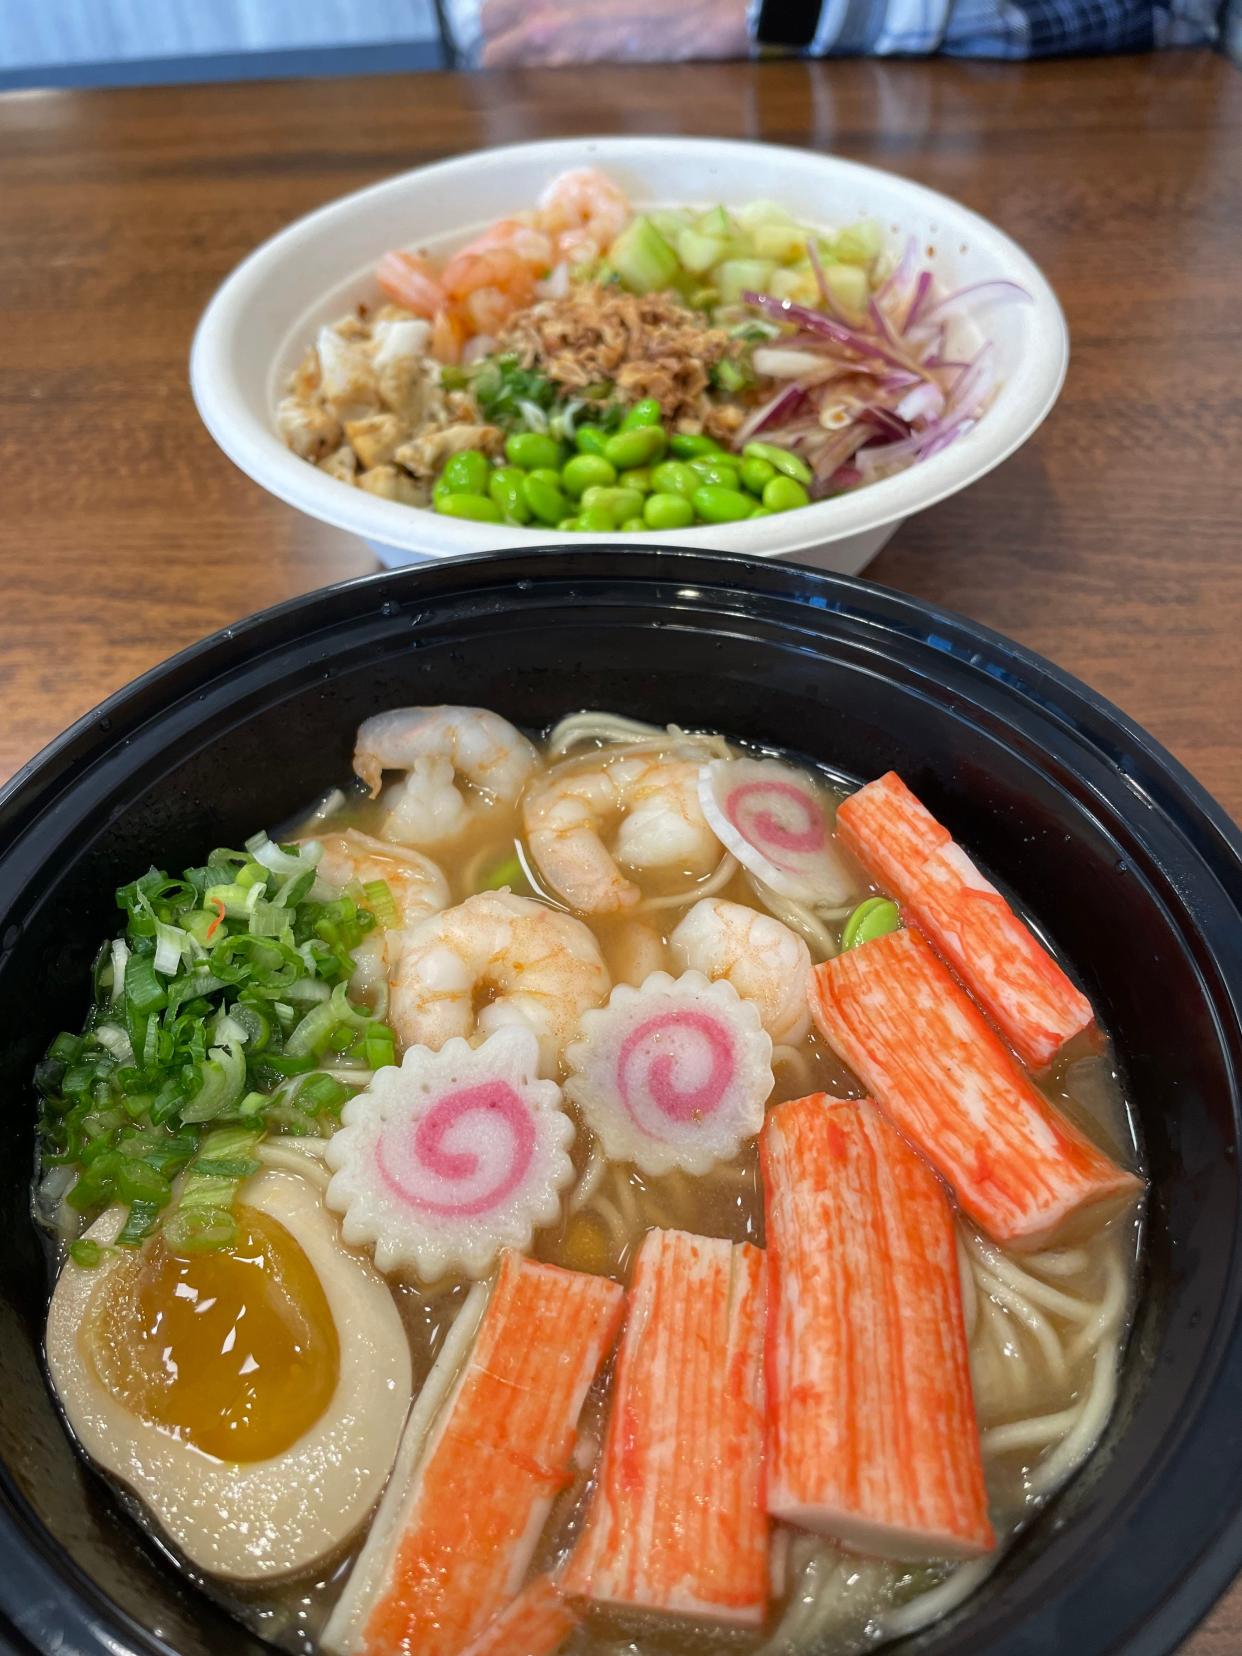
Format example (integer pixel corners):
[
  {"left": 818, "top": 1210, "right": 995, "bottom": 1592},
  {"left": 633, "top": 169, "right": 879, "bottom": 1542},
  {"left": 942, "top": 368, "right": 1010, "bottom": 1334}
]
[
  {"left": 562, "top": 1227, "right": 768, "bottom": 1626},
  {"left": 835, "top": 772, "right": 1094, "bottom": 1069},
  {"left": 762, "top": 1093, "right": 994, "bottom": 1558},
  {"left": 323, "top": 1252, "right": 623, "bottom": 1656},
  {"left": 459, "top": 1577, "right": 576, "bottom": 1656},
  {"left": 809, "top": 929, "right": 1141, "bottom": 1246}
]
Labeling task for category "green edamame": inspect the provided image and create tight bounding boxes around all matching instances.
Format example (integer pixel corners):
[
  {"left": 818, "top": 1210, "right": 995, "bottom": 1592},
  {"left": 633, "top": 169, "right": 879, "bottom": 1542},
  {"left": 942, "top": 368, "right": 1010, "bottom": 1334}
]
[
  {"left": 742, "top": 440, "right": 814, "bottom": 485},
  {"left": 557, "top": 516, "right": 582, "bottom": 531},
  {"left": 669, "top": 433, "right": 724, "bottom": 459},
  {"left": 522, "top": 470, "right": 568, "bottom": 525},
  {"left": 748, "top": 506, "right": 773, "bottom": 518},
  {"left": 602, "top": 426, "right": 667, "bottom": 470},
  {"left": 739, "top": 455, "right": 777, "bottom": 495},
  {"left": 581, "top": 486, "right": 645, "bottom": 522},
  {"left": 643, "top": 492, "right": 694, "bottom": 530},
  {"left": 618, "top": 467, "right": 653, "bottom": 494},
  {"left": 688, "top": 458, "right": 741, "bottom": 491},
  {"left": 691, "top": 484, "right": 753, "bottom": 524},
  {"left": 579, "top": 504, "right": 620, "bottom": 533},
  {"left": 434, "top": 492, "right": 503, "bottom": 523},
  {"left": 621, "top": 398, "right": 663, "bottom": 429},
  {"left": 488, "top": 465, "right": 531, "bottom": 523},
  {"left": 762, "top": 474, "right": 811, "bottom": 512},
  {"left": 505, "top": 431, "right": 562, "bottom": 472},
  {"left": 561, "top": 453, "right": 616, "bottom": 497},
  {"left": 620, "top": 516, "right": 647, "bottom": 532},
  {"left": 440, "top": 449, "right": 490, "bottom": 496},
  {"left": 650, "top": 460, "right": 699, "bottom": 499},
  {"left": 573, "top": 423, "right": 609, "bottom": 456},
  {"left": 841, "top": 897, "right": 902, "bottom": 951}
]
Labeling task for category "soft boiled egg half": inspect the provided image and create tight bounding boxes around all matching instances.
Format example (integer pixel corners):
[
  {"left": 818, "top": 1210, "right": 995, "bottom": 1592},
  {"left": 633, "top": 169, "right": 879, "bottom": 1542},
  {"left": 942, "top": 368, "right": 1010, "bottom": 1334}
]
[{"left": 45, "top": 1166, "right": 411, "bottom": 1580}]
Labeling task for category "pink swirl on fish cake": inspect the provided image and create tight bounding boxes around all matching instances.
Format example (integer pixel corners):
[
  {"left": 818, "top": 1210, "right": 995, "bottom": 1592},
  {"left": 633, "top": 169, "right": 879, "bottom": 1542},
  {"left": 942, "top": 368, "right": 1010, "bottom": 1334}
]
[
  {"left": 376, "top": 1080, "right": 536, "bottom": 1217},
  {"left": 617, "top": 1010, "right": 736, "bottom": 1128},
  {"left": 565, "top": 970, "right": 773, "bottom": 1178},
  {"left": 723, "top": 778, "right": 826, "bottom": 870}
]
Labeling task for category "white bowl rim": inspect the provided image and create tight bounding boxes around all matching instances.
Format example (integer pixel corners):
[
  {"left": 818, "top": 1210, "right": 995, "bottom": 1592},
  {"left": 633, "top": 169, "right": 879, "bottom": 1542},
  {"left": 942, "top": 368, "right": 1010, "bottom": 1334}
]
[{"left": 189, "top": 134, "right": 1069, "bottom": 559}]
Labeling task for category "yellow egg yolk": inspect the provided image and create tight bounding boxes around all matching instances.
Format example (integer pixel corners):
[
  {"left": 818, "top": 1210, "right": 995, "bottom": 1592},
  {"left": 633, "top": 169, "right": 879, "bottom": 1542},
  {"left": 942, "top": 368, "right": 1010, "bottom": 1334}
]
[{"left": 84, "top": 1206, "right": 340, "bottom": 1462}]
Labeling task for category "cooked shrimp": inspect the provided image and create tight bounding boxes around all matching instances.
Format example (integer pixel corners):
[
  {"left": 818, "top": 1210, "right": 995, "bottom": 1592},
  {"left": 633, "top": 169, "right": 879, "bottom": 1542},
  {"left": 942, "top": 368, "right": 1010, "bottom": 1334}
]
[
  {"left": 455, "top": 218, "right": 554, "bottom": 271},
  {"left": 535, "top": 167, "right": 630, "bottom": 265},
  {"left": 309, "top": 829, "right": 450, "bottom": 1006},
  {"left": 353, "top": 707, "right": 540, "bottom": 849},
  {"left": 376, "top": 251, "right": 446, "bottom": 320},
  {"left": 669, "top": 897, "right": 812, "bottom": 1045},
  {"left": 523, "top": 752, "right": 721, "bottom": 914},
  {"left": 442, "top": 248, "right": 537, "bottom": 306},
  {"left": 315, "top": 829, "right": 450, "bottom": 926},
  {"left": 431, "top": 305, "right": 466, "bottom": 365},
  {"left": 391, "top": 890, "right": 610, "bottom": 1077}
]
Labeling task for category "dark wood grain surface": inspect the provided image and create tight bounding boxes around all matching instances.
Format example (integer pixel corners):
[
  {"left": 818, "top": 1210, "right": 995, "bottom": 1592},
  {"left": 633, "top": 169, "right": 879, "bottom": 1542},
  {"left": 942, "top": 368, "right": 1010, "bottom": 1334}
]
[{"left": 1, "top": 51, "right": 1240, "bottom": 1651}]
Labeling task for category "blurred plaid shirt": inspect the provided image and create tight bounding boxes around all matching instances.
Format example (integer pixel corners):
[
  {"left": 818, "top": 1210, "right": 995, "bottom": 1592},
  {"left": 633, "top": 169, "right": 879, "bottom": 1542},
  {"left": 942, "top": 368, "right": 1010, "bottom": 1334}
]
[{"left": 806, "top": 0, "right": 1219, "bottom": 56}]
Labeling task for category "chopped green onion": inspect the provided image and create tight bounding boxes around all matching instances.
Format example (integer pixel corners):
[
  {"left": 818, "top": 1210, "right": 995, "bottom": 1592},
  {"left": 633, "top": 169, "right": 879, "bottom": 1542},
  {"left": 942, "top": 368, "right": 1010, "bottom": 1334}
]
[
  {"left": 298, "top": 1074, "right": 354, "bottom": 1113},
  {"left": 123, "top": 954, "right": 166, "bottom": 1016},
  {"left": 365, "top": 1027, "right": 397, "bottom": 1070},
  {"left": 246, "top": 831, "right": 322, "bottom": 878},
  {"left": 361, "top": 878, "right": 399, "bottom": 930},
  {"left": 69, "top": 1239, "right": 103, "bottom": 1268},
  {"left": 37, "top": 837, "right": 399, "bottom": 1253},
  {"left": 164, "top": 1207, "right": 237, "bottom": 1255}
]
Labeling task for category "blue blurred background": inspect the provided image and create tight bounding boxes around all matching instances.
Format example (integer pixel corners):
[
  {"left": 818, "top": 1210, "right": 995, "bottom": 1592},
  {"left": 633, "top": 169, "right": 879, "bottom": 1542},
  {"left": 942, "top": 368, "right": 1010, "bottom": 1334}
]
[{"left": 0, "top": 1, "right": 446, "bottom": 89}]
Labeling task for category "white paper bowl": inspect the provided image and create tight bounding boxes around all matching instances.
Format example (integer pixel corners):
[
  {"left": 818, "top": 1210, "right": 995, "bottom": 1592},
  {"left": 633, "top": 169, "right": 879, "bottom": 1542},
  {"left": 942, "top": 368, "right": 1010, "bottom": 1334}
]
[{"left": 190, "top": 136, "right": 1067, "bottom": 575}]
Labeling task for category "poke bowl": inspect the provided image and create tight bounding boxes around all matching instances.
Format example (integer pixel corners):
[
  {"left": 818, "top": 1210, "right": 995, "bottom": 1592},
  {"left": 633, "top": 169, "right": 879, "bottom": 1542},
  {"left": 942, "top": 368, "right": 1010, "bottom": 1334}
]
[
  {"left": 189, "top": 137, "right": 1068, "bottom": 575},
  {"left": 0, "top": 550, "right": 1241, "bottom": 1656}
]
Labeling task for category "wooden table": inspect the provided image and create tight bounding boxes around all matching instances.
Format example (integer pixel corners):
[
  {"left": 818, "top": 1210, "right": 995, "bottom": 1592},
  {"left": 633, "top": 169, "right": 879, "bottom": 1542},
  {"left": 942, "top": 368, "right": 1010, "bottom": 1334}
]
[{"left": 1, "top": 50, "right": 1240, "bottom": 1651}]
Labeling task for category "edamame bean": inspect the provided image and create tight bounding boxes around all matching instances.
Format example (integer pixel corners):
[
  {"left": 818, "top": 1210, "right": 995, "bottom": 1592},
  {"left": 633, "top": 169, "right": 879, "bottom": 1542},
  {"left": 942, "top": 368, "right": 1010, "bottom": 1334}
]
[
  {"left": 557, "top": 516, "right": 582, "bottom": 531},
  {"left": 579, "top": 504, "right": 620, "bottom": 533},
  {"left": 573, "top": 423, "right": 609, "bottom": 456},
  {"left": 669, "top": 433, "right": 723, "bottom": 459},
  {"left": 739, "top": 455, "right": 777, "bottom": 495},
  {"left": 488, "top": 465, "right": 531, "bottom": 523},
  {"left": 749, "top": 506, "right": 773, "bottom": 518},
  {"left": 581, "top": 486, "right": 645, "bottom": 522},
  {"left": 691, "top": 484, "right": 753, "bottom": 524},
  {"left": 688, "top": 458, "right": 741, "bottom": 491},
  {"left": 505, "top": 431, "right": 562, "bottom": 472},
  {"left": 650, "top": 460, "right": 699, "bottom": 499},
  {"left": 643, "top": 492, "right": 695, "bottom": 530},
  {"left": 742, "top": 440, "right": 814, "bottom": 485},
  {"left": 561, "top": 453, "right": 616, "bottom": 497},
  {"left": 762, "top": 474, "right": 811, "bottom": 513},
  {"left": 603, "top": 426, "right": 666, "bottom": 470},
  {"left": 434, "top": 492, "right": 503, "bottom": 523},
  {"left": 522, "top": 470, "right": 568, "bottom": 525},
  {"left": 618, "top": 467, "right": 653, "bottom": 493},
  {"left": 620, "top": 516, "right": 647, "bottom": 532},
  {"left": 841, "top": 897, "right": 901, "bottom": 951},
  {"left": 621, "top": 398, "right": 663, "bottom": 429},
  {"left": 440, "top": 449, "right": 490, "bottom": 495}
]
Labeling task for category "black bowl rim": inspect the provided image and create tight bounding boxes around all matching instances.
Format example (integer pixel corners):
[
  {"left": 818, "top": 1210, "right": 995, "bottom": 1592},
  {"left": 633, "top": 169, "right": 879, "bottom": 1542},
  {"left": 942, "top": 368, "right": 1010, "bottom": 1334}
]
[{"left": 0, "top": 545, "right": 1240, "bottom": 1656}]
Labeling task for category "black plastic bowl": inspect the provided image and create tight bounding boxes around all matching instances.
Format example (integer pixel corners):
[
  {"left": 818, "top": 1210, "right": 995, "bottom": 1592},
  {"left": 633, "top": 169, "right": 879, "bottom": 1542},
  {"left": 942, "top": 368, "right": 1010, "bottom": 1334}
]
[{"left": 1, "top": 549, "right": 1240, "bottom": 1656}]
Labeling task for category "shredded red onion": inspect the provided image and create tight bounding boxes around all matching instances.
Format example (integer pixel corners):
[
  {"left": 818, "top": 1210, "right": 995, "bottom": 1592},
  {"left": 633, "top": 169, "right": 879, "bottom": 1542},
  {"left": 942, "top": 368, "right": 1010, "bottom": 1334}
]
[{"left": 731, "top": 251, "right": 1030, "bottom": 495}]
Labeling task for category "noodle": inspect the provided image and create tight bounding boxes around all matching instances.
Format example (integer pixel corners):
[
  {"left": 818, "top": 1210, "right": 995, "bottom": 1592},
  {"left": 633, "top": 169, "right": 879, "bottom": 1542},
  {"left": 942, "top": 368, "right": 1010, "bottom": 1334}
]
[
  {"left": 546, "top": 712, "right": 732, "bottom": 761},
  {"left": 877, "top": 1558, "right": 995, "bottom": 1640},
  {"left": 570, "top": 1139, "right": 608, "bottom": 1213},
  {"left": 747, "top": 878, "right": 851, "bottom": 960},
  {"left": 638, "top": 852, "right": 738, "bottom": 911}
]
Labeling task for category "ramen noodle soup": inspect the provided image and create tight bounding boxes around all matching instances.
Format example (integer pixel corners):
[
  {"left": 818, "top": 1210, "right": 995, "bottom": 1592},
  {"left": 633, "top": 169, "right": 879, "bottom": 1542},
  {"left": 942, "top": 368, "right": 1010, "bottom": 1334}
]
[{"left": 35, "top": 706, "right": 1144, "bottom": 1656}]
